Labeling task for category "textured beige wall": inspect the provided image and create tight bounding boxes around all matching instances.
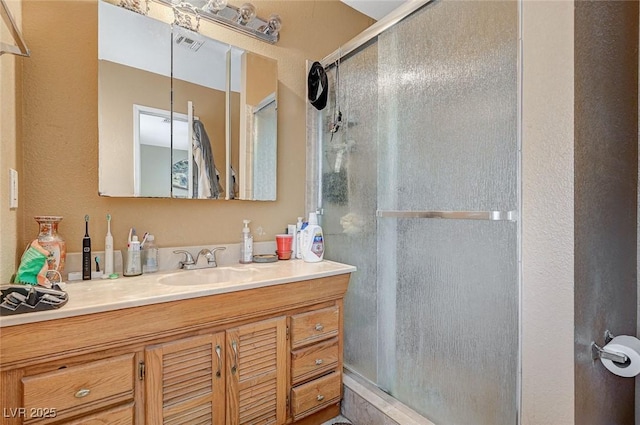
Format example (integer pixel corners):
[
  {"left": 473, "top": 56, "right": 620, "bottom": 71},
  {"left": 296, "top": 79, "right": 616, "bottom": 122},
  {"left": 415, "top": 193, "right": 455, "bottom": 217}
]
[
  {"left": 1, "top": 0, "right": 24, "bottom": 283},
  {"left": 16, "top": 0, "right": 372, "bottom": 260},
  {"left": 521, "top": 1, "right": 575, "bottom": 423}
]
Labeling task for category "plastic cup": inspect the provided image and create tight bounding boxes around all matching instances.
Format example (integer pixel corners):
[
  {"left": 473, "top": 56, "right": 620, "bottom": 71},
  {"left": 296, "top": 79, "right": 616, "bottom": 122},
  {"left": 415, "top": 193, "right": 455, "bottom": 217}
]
[
  {"left": 276, "top": 250, "right": 293, "bottom": 260},
  {"left": 276, "top": 234, "right": 293, "bottom": 251}
]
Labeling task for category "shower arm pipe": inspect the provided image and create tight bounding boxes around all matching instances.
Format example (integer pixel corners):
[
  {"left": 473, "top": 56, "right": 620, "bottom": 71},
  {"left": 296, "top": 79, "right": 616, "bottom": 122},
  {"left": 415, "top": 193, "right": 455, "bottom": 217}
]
[
  {"left": 320, "top": 0, "right": 434, "bottom": 68},
  {"left": 377, "top": 210, "right": 518, "bottom": 222}
]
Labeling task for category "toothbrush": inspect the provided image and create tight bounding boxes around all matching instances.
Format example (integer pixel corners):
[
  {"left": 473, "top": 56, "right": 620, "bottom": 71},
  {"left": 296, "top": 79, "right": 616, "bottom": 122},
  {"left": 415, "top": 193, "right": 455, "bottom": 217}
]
[
  {"left": 95, "top": 256, "right": 101, "bottom": 273},
  {"left": 104, "top": 214, "right": 114, "bottom": 275},
  {"left": 82, "top": 215, "right": 91, "bottom": 280}
]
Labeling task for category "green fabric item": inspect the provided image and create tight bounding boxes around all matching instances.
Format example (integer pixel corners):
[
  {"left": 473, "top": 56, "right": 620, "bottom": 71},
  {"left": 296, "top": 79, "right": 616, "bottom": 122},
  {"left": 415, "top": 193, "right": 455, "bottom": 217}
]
[{"left": 16, "top": 245, "right": 48, "bottom": 285}]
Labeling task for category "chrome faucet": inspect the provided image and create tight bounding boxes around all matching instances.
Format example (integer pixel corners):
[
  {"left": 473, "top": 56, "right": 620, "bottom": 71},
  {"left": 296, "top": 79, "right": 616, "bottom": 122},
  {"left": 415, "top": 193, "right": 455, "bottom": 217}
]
[{"left": 173, "top": 247, "right": 226, "bottom": 270}]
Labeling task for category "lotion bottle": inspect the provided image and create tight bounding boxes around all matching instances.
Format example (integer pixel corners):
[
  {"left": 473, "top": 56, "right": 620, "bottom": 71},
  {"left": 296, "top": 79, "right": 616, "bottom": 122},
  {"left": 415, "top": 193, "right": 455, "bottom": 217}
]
[
  {"left": 240, "top": 220, "right": 253, "bottom": 264},
  {"left": 300, "top": 212, "right": 324, "bottom": 263}
]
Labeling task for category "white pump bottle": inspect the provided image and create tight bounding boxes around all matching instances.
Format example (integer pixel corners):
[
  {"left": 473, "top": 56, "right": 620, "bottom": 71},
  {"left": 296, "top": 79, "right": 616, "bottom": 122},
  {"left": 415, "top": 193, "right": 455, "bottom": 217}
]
[
  {"left": 240, "top": 219, "right": 253, "bottom": 264},
  {"left": 300, "top": 212, "right": 324, "bottom": 263}
]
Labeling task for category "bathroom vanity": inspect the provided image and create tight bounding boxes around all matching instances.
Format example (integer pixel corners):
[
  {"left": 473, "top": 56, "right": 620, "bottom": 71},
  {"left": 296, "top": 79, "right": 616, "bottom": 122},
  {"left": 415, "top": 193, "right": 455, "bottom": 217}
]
[{"left": 0, "top": 260, "right": 354, "bottom": 425}]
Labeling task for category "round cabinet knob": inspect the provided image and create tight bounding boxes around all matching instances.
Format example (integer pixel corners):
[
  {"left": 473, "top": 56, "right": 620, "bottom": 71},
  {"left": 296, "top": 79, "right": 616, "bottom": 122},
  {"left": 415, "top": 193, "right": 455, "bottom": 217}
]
[
  {"left": 74, "top": 389, "right": 91, "bottom": 398},
  {"left": 315, "top": 359, "right": 323, "bottom": 365},
  {"left": 314, "top": 323, "right": 324, "bottom": 331},
  {"left": 316, "top": 394, "right": 325, "bottom": 402}
]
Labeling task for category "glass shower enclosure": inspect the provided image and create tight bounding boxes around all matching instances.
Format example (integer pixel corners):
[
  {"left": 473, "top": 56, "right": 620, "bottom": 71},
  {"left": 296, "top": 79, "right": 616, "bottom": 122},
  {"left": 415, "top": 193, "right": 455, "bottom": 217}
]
[{"left": 307, "top": 1, "right": 519, "bottom": 424}]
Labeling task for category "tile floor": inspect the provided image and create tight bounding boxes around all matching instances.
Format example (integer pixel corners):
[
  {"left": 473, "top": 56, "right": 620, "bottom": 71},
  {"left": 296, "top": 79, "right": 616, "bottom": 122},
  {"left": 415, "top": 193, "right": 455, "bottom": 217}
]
[{"left": 321, "top": 415, "right": 353, "bottom": 425}]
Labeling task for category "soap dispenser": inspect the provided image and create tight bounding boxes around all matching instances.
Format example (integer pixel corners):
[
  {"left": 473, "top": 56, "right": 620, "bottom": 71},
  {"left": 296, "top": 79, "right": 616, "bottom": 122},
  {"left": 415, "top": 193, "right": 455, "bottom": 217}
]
[{"left": 240, "top": 219, "right": 253, "bottom": 264}]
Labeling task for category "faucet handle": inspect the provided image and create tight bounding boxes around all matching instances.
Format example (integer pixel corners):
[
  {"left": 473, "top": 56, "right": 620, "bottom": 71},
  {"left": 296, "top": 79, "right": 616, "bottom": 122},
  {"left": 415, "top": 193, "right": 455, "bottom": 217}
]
[
  {"left": 173, "top": 250, "right": 195, "bottom": 268},
  {"left": 208, "top": 247, "right": 226, "bottom": 267}
]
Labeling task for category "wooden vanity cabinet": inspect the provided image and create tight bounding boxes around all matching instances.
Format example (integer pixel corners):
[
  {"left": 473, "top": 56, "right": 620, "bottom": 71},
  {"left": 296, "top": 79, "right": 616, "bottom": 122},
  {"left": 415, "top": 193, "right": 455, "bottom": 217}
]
[
  {"left": 0, "top": 274, "right": 349, "bottom": 425},
  {"left": 144, "top": 317, "right": 287, "bottom": 425}
]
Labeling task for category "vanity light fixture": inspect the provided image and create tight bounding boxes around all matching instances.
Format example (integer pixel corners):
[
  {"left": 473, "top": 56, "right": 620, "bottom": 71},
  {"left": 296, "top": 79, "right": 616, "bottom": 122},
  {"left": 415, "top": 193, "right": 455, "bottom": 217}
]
[
  {"left": 117, "top": 0, "right": 150, "bottom": 15},
  {"left": 172, "top": 1, "right": 201, "bottom": 32},
  {"left": 152, "top": 0, "right": 283, "bottom": 43}
]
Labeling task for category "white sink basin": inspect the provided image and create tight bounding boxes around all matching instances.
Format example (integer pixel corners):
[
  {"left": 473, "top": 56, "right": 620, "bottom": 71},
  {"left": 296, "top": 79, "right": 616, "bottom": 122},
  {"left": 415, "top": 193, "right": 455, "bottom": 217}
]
[{"left": 158, "top": 266, "right": 258, "bottom": 286}]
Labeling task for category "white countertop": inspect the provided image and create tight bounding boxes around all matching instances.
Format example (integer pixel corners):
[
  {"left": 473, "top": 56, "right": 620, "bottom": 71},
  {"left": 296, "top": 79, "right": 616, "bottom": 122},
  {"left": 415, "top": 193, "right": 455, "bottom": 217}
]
[{"left": 0, "top": 260, "right": 355, "bottom": 327}]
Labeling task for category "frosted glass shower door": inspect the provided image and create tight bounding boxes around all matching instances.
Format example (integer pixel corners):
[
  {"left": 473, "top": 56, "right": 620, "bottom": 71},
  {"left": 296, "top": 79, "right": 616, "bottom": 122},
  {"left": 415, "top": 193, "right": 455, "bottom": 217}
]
[
  {"left": 375, "top": 2, "right": 519, "bottom": 424},
  {"left": 316, "top": 1, "right": 519, "bottom": 424}
]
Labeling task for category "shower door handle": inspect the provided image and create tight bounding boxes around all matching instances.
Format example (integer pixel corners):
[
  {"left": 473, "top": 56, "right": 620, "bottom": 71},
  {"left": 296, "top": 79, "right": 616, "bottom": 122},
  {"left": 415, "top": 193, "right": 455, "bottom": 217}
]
[{"left": 376, "top": 210, "right": 517, "bottom": 221}]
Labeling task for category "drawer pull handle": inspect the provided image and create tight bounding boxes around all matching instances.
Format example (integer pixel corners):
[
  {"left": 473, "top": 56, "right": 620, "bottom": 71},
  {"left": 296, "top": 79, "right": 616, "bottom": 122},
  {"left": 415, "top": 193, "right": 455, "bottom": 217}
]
[
  {"left": 314, "top": 324, "right": 324, "bottom": 331},
  {"left": 316, "top": 394, "right": 325, "bottom": 402},
  {"left": 75, "top": 389, "right": 91, "bottom": 398},
  {"left": 315, "top": 359, "right": 323, "bottom": 365}
]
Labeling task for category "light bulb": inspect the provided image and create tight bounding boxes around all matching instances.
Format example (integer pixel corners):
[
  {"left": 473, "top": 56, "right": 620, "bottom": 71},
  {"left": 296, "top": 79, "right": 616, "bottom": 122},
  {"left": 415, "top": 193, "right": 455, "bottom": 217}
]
[
  {"left": 203, "top": 0, "right": 227, "bottom": 13},
  {"left": 266, "top": 14, "right": 282, "bottom": 35},
  {"left": 237, "top": 3, "right": 256, "bottom": 24}
]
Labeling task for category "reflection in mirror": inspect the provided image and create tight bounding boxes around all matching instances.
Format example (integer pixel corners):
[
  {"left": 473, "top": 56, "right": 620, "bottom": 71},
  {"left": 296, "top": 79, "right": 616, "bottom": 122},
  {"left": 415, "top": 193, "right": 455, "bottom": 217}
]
[
  {"left": 135, "top": 106, "right": 189, "bottom": 197},
  {"left": 171, "top": 26, "right": 229, "bottom": 199},
  {"left": 230, "top": 49, "right": 278, "bottom": 200},
  {"left": 98, "top": 1, "right": 171, "bottom": 197}
]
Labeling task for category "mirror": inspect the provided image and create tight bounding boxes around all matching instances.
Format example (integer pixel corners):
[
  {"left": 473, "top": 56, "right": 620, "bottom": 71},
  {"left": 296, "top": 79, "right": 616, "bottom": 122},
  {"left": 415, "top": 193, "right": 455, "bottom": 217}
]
[
  {"left": 98, "top": 0, "right": 277, "bottom": 200},
  {"left": 98, "top": 0, "right": 172, "bottom": 197},
  {"left": 230, "top": 47, "right": 278, "bottom": 201}
]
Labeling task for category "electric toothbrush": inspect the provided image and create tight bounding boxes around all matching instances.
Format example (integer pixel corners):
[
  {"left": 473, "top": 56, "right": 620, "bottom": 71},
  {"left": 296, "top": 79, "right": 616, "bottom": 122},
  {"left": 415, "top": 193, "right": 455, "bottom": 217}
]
[
  {"left": 82, "top": 215, "right": 91, "bottom": 280},
  {"left": 104, "top": 214, "right": 114, "bottom": 276}
]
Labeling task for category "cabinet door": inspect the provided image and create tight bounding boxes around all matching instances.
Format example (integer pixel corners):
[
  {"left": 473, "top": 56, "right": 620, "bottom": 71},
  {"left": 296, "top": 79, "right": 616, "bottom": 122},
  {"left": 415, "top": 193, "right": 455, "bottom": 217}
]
[
  {"left": 226, "top": 316, "right": 287, "bottom": 425},
  {"left": 145, "top": 333, "right": 226, "bottom": 424}
]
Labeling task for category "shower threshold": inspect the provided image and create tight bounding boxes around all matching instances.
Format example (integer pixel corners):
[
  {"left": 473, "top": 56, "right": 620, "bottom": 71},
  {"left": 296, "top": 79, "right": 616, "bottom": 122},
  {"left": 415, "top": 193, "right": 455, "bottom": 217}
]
[{"left": 342, "top": 369, "right": 436, "bottom": 425}]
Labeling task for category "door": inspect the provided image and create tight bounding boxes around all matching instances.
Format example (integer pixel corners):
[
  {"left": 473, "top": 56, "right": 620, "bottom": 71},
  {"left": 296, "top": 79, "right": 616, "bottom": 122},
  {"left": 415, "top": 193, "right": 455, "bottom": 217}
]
[
  {"left": 145, "top": 333, "right": 226, "bottom": 424},
  {"left": 226, "top": 317, "right": 287, "bottom": 425},
  {"left": 574, "top": 1, "right": 638, "bottom": 423}
]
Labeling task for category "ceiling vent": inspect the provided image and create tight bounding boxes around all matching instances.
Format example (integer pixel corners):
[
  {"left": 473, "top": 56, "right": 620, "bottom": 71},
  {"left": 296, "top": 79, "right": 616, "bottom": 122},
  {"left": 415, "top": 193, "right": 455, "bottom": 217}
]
[{"left": 175, "top": 35, "right": 204, "bottom": 52}]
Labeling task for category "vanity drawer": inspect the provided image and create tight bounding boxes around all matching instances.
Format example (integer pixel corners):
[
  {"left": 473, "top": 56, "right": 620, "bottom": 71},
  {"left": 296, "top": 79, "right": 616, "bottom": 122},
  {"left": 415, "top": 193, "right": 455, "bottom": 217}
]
[
  {"left": 290, "top": 371, "right": 342, "bottom": 420},
  {"left": 291, "top": 338, "right": 339, "bottom": 385},
  {"left": 290, "top": 306, "right": 339, "bottom": 349},
  {"left": 21, "top": 354, "right": 135, "bottom": 415},
  {"left": 61, "top": 402, "right": 134, "bottom": 425}
]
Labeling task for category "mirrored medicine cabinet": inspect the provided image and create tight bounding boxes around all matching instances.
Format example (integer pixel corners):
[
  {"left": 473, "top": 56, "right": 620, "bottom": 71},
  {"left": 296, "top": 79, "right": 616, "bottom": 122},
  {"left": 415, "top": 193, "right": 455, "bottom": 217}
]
[{"left": 98, "top": 0, "right": 277, "bottom": 200}]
